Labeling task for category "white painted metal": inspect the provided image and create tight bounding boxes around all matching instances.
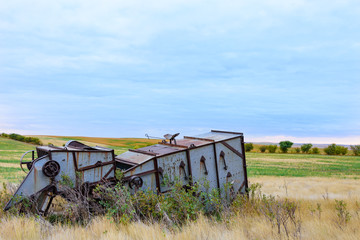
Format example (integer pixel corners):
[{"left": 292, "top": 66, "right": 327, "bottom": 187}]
[{"left": 5, "top": 130, "right": 248, "bottom": 213}]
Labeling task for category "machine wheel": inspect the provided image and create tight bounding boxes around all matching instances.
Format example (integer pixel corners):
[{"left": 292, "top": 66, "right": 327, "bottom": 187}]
[
  {"left": 20, "top": 150, "right": 35, "bottom": 173},
  {"left": 129, "top": 176, "right": 143, "bottom": 189},
  {"left": 42, "top": 161, "right": 61, "bottom": 178}
]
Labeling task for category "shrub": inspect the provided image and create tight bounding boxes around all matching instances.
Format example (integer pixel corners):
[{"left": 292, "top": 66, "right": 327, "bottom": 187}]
[
  {"left": 350, "top": 145, "right": 360, "bottom": 156},
  {"left": 324, "top": 144, "right": 348, "bottom": 155},
  {"left": 324, "top": 144, "right": 337, "bottom": 155},
  {"left": 268, "top": 145, "right": 277, "bottom": 153},
  {"left": 1, "top": 133, "right": 42, "bottom": 145},
  {"left": 232, "top": 184, "right": 302, "bottom": 239},
  {"left": 245, "top": 143, "right": 254, "bottom": 152},
  {"left": 301, "top": 144, "right": 313, "bottom": 153},
  {"left": 9, "top": 133, "right": 25, "bottom": 142},
  {"left": 311, "top": 147, "right": 320, "bottom": 154},
  {"left": 334, "top": 200, "right": 351, "bottom": 227},
  {"left": 337, "top": 146, "right": 348, "bottom": 155},
  {"left": 259, "top": 145, "right": 267, "bottom": 153},
  {"left": 294, "top": 147, "right": 301, "bottom": 153},
  {"left": 1, "top": 133, "right": 9, "bottom": 138},
  {"left": 279, "top": 141, "right": 293, "bottom": 153},
  {"left": 0, "top": 183, "right": 12, "bottom": 218}
]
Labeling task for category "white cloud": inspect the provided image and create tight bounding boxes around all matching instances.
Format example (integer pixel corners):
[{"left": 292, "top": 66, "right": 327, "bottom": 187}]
[{"left": 0, "top": 0, "right": 359, "bottom": 138}]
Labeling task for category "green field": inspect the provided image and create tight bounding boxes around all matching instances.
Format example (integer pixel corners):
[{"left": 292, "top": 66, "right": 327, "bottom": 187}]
[
  {"left": 0, "top": 137, "right": 37, "bottom": 182},
  {"left": 1, "top": 136, "right": 360, "bottom": 183},
  {"left": 247, "top": 152, "right": 360, "bottom": 178}
]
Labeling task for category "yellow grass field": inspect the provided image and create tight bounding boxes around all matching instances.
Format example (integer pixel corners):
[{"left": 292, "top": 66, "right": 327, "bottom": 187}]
[
  {"left": 250, "top": 176, "right": 360, "bottom": 200},
  {"left": 1, "top": 197, "right": 359, "bottom": 240}
]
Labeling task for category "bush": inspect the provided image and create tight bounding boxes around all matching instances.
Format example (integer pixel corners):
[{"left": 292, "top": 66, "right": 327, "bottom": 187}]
[
  {"left": 259, "top": 145, "right": 267, "bottom": 153},
  {"left": 1, "top": 133, "right": 42, "bottom": 145},
  {"left": 350, "top": 145, "right": 360, "bottom": 156},
  {"left": 1, "top": 133, "right": 9, "bottom": 138},
  {"left": 324, "top": 144, "right": 337, "bottom": 155},
  {"left": 337, "top": 146, "right": 348, "bottom": 155},
  {"left": 268, "top": 145, "right": 277, "bottom": 153},
  {"left": 245, "top": 143, "right": 254, "bottom": 152},
  {"left": 301, "top": 144, "right": 313, "bottom": 153},
  {"left": 294, "top": 147, "right": 301, "bottom": 153},
  {"left": 279, "top": 141, "right": 293, "bottom": 153},
  {"left": 2, "top": 179, "right": 304, "bottom": 237},
  {"left": 324, "top": 144, "right": 348, "bottom": 155},
  {"left": 311, "top": 147, "right": 320, "bottom": 154},
  {"left": 9, "top": 133, "right": 25, "bottom": 142},
  {"left": 40, "top": 176, "right": 231, "bottom": 227}
]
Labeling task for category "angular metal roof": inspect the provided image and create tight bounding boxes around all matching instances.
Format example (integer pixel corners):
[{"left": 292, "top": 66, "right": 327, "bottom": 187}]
[{"left": 115, "top": 130, "right": 243, "bottom": 166}]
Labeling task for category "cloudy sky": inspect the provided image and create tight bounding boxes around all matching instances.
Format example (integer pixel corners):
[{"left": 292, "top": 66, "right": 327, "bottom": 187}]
[{"left": 0, "top": 0, "right": 359, "bottom": 144}]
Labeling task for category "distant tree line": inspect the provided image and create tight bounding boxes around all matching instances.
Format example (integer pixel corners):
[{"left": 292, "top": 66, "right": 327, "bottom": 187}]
[
  {"left": 245, "top": 141, "right": 360, "bottom": 156},
  {"left": 1, "top": 133, "right": 42, "bottom": 145}
]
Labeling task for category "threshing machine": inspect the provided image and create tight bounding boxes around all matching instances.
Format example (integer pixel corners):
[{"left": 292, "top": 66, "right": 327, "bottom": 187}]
[{"left": 4, "top": 130, "right": 248, "bottom": 214}]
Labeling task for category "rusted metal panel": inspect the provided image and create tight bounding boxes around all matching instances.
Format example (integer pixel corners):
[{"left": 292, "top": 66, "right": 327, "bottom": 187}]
[
  {"left": 123, "top": 159, "right": 155, "bottom": 177},
  {"left": 240, "top": 135, "right": 249, "bottom": 192},
  {"left": 183, "top": 136, "right": 215, "bottom": 142},
  {"left": 82, "top": 163, "right": 114, "bottom": 183},
  {"left": 176, "top": 139, "right": 210, "bottom": 147},
  {"left": 193, "top": 131, "right": 241, "bottom": 142},
  {"left": 215, "top": 137, "right": 246, "bottom": 195},
  {"left": 157, "top": 151, "right": 189, "bottom": 192},
  {"left": 116, "top": 151, "right": 154, "bottom": 165},
  {"left": 5, "top": 142, "right": 116, "bottom": 212},
  {"left": 189, "top": 145, "right": 218, "bottom": 191},
  {"left": 76, "top": 151, "right": 113, "bottom": 169},
  {"left": 212, "top": 143, "right": 220, "bottom": 189},
  {"left": 123, "top": 159, "right": 157, "bottom": 192},
  {"left": 137, "top": 144, "right": 185, "bottom": 156}
]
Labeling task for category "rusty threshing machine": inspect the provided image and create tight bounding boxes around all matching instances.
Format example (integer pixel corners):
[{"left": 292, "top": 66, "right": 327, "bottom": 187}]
[{"left": 4, "top": 130, "right": 248, "bottom": 214}]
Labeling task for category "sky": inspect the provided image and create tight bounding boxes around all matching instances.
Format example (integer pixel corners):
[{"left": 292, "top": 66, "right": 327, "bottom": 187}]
[{"left": 0, "top": 0, "right": 359, "bottom": 144}]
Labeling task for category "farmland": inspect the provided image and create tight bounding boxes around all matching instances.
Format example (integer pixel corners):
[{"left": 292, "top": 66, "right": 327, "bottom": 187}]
[{"left": 0, "top": 136, "right": 360, "bottom": 239}]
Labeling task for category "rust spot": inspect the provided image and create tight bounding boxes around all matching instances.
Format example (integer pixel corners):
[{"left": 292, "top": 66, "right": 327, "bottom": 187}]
[
  {"left": 76, "top": 152, "right": 80, "bottom": 165},
  {"left": 34, "top": 167, "right": 37, "bottom": 186},
  {"left": 66, "top": 152, "right": 69, "bottom": 168}
]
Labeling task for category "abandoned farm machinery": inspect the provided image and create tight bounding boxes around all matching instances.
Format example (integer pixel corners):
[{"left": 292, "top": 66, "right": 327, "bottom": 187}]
[{"left": 4, "top": 130, "right": 249, "bottom": 214}]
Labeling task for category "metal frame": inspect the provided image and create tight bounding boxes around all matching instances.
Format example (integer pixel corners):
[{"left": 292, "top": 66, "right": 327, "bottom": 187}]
[{"left": 120, "top": 130, "right": 249, "bottom": 195}]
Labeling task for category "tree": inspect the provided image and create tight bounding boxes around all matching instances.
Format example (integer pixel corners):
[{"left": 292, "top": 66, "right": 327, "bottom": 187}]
[
  {"left": 301, "top": 144, "right": 313, "bottom": 154},
  {"left": 350, "top": 145, "right": 360, "bottom": 156},
  {"left": 267, "top": 145, "right": 277, "bottom": 153},
  {"left": 324, "top": 144, "right": 337, "bottom": 155},
  {"left": 259, "top": 145, "right": 267, "bottom": 153},
  {"left": 324, "top": 144, "right": 348, "bottom": 155},
  {"left": 311, "top": 147, "right": 320, "bottom": 154},
  {"left": 337, "top": 146, "right": 348, "bottom": 155},
  {"left": 279, "top": 141, "right": 293, "bottom": 153},
  {"left": 245, "top": 143, "right": 254, "bottom": 152}
]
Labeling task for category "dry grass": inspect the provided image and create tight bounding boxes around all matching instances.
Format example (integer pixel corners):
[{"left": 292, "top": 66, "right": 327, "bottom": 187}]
[
  {"left": 250, "top": 176, "right": 360, "bottom": 200},
  {"left": 0, "top": 197, "right": 359, "bottom": 240},
  {"left": 1, "top": 136, "right": 359, "bottom": 239}
]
